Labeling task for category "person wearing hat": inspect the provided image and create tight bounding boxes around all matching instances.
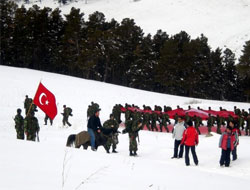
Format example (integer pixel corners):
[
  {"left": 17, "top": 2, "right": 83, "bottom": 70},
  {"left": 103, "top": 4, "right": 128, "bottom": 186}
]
[
  {"left": 172, "top": 116, "right": 186, "bottom": 159},
  {"left": 14, "top": 108, "right": 24, "bottom": 140},
  {"left": 219, "top": 125, "right": 237, "bottom": 167},
  {"left": 122, "top": 119, "right": 143, "bottom": 156},
  {"left": 103, "top": 114, "right": 119, "bottom": 153},
  {"left": 181, "top": 120, "right": 199, "bottom": 166},
  {"left": 24, "top": 112, "right": 40, "bottom": 141},
  {"left": 87, "top": 108, "right": 103, "bottom": 151}
]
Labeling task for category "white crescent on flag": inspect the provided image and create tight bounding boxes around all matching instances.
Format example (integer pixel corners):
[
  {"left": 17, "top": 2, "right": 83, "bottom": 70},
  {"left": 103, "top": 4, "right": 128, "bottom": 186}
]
[{"left": 39, "top": 93, "right": 47, "bottom": 105}]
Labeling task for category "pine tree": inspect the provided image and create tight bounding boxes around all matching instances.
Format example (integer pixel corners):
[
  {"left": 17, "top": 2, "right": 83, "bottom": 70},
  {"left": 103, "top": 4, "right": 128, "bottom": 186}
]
[
  {"left": 0, "top": 1, "right": 18, "bottom": 65},
  {"left": 238, "top": 40, "right": 250, "bottom": 101}
]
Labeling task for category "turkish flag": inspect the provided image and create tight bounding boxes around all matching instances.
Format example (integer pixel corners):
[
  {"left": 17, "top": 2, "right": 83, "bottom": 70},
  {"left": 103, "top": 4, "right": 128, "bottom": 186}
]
[{"left": 33, "top": 82, "right": 57, "bottom": 120}]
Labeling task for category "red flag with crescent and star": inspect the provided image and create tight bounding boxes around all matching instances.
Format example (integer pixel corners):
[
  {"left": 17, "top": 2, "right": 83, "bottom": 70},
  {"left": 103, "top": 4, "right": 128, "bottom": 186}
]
[{"left": 33, "top": 82, "right": 57, "bottom": 120}]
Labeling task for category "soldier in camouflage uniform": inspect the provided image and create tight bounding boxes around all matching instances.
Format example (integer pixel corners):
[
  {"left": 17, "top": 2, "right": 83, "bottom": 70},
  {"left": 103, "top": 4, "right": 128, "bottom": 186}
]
[
  {"left": 234, "top": 106, "right": 241, "bottom": 116},
  {"left": 184, "top": 113, "right": 191, "bottom": 127},
  {"left": 164, "top": 106, "right": 172, "bottom": 112},
  {"left": 207, "top": 114, "right": 215, "bottom": 135},
  {"left": 103, "top": 114, "right": 119, "bottom": 153},
  {"left": 24, "top": 112, "right": 40, "bottom": 141},
  {"left": 132, "top": 110, "right": 142, "bottom": 121},
  {"left": 193, "top": 115, "right": 202, "bottom": 135},
  {"left": 87, "top": 102, "right": 100, "bottom": 119},
  {"left": 216, "top": 115, "right": 225, "bottom": 134},
  {"left": 174, "top": 113, "right": 179, "bottom": 125},
  {"left": 226, "top": 115, "right": 234, "bottom": 126},
  {"left": 151, "top": 112, "right": 159, "bottom": 131},
  {"left": 160, "top": 113, "right": 171, "bottom": 132},
  {"left": 237, "top": 115, "right": 245, "bottom": 131},
  {"left": 62, "top": 105, "right": 72, "bottom": 127},
  {"left": 122, "top": 119, "right": 143, "bottom": 156},
  {"left": 14, "top": 108, "right": 24, "bottom": 140},
  {"left": 112, "top": 104, "right": 122, "bottom": 124},
  {"left": 125, "top": 109, "right": 132, "bottom": 122},
  {"left": 44, "top": 114, "right": 53, "bottom": 126},
  {"left": 24, "top": 95, "right": 38, "bottom": 115},
  {"left": 142, "top": 111, "right": 151, "bottom": 131}
]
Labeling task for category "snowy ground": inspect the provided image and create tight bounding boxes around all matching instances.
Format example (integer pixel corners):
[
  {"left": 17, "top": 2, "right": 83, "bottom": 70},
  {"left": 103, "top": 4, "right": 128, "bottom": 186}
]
[
  {"left": 22, "top": 0, "right": 250, "bottom": 59},
  {"left": 0, "top": 65, "right": 250, "bottom": 189}
]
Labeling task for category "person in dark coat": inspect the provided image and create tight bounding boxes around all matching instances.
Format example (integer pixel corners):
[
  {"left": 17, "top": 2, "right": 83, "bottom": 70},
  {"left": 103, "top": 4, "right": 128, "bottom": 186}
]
[
  {"left": 87, "top": 108, "right": 103, "bottom": 151},
  {"left": 181, "top": 120, "right": 199, "bottom": 166},
  {"left": 230, "top": 121, "right": 239, "bottom": 161},
  {"left": 219, "top": 126, "right": 237, "bottom": 167}
]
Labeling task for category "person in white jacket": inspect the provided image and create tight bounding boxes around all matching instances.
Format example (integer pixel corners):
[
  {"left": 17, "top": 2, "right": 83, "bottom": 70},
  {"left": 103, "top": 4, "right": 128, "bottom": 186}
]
[{"left": 172, "top": 116, "right": 186, "bottom": 159}]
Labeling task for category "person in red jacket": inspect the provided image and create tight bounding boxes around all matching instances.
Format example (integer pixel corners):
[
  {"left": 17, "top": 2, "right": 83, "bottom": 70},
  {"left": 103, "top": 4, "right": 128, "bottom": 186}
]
[
  {"left": 219, "top": 126, "right": 237, "bottom": 167},
  {"left": 181, "top": 121, "right": 199, "bottom": 166}
]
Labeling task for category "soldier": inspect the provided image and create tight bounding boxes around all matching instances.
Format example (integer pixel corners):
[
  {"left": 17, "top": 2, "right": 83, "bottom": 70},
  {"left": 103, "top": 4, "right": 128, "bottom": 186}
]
[
  {"left": 237, "top": 115, "right": 245, "bottom": 131},
  {"left": 193, "top": 115, "right": 202, "bottom": 135},
  {"left": 132, "top": 110, "right": 142, "bottom": 121},
  {"left": 24, "top": 95, "right": 31, "bottom": 115},
  {"left": 14, "top": 108, "right": 24, "bottom": 140},
  {"left": 246, "top": 114, "right": 250, "bottom": 136},
  {"left": 122, "top": 119, "right": 143, "bottom": 156},
  {"left": 142, "top": 111, "right": 151, "bottom": 131},
  {"left": 207, "top": 114, "right": 215, "bottom": 136},
  {"left": 24, "top": 95, "right": 38, "bottom": 115},
  {"left": 164, "top": 106, "right": 172, "bottom": 112},
  {"left": 24, "top": 112, "right": 40, "bottom": 141},
  {"left": 87, "top": 102, "right": 100, "bottom": 119},
  {"left": 103, "top": 114, "right": 119, "bottom": 153},
  {"left": 226, "top": 115, "right": 234, "bottom": 126},
  {"left": 44, "top": 114, "right": 53, "bottom": 126},
  {"left": 125, "top": 109, "right": 132, "bottom": 122},
  {"left": 112, "top": 104, "right": 122, "bottom": 124},
  {"left": 174, "top": 113, "right": 179, "bottom": 125},
  {"left": 62, "top": 105, "right": 72, "bottom": 127},
  {"left": 184, "top": 113, "right": 191, "bottom": 127},
  {"left": 151, "top": 111, "right": 159, "bottom": 131},
  {"left": 216, "top": 115, "right": 225, "bottom": 134},
  {"left": 160, "top": 113, "right": 171, "bottom": 132},
  {"left": 234, "top": 106, "right": 241, "bottom": 116}
]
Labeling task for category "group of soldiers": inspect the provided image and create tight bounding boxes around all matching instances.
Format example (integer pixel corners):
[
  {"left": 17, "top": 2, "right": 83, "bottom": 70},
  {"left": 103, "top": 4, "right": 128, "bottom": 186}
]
[
  {"left": 14, "top": 95, "right": 74, "bottom": 141},
  {"left": 14, "top": 95, "right": 40, "bottom": 141},
  {"left": 111, "top": 104, "right": 250, "bottom": 136}
]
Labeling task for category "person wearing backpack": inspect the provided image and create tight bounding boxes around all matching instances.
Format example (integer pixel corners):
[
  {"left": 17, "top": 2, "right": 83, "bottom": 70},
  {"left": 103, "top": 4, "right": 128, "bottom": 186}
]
[
  {"left": 122, "top": 119, "right": 143, "bottom": 156},
  {"left": 62, "top": 105, "right": 72, "bottom": 127}
]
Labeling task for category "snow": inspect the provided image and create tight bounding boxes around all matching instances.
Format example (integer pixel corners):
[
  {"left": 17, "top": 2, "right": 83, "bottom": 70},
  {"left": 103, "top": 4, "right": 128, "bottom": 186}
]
[
  {"left": 0, "top": 65, "right": 250, "bottom": 189},
  {"left": 21, "top": 0, "right": 250, "bottom": 59}
]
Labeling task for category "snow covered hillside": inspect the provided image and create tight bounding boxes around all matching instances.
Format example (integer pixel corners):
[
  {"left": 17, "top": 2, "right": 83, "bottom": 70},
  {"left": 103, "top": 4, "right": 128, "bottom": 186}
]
[
  {"left": 0, "top": 65, "right": 250, "bottom": 190},
  {"left": 22, "top": 0, "right": 250, "bottom": 59}
]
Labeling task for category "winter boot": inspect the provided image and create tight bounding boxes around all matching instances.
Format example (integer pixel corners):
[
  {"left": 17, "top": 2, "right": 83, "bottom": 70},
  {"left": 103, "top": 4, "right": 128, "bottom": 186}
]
[
  {"left": 129, "top": 150, "right": 134, "bottom": 156},
  {"left": 112, "top": 149, "right": 118, "bottom": 153}
]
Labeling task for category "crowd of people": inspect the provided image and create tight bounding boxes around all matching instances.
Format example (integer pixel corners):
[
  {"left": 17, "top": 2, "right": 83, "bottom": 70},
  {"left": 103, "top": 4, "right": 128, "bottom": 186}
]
[{"left": 13, "top": 97, "right": 249, "bottom": 166}]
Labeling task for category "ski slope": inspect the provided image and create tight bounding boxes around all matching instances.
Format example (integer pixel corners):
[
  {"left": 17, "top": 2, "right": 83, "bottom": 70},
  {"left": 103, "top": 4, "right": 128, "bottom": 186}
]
[
  {"left": 0, "top": 65, "right": 250, "bottom": 190},
  {"left": 22, "top": 0, "right": 250, "bottom": 59}
]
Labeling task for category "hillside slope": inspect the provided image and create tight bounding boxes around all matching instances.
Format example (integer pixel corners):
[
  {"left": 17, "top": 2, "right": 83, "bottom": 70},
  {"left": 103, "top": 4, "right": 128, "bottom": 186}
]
[
  {"left": 22, "top": 0, "right": 250, "bottom": 59},
  {"left": 0, "top": 66, "right": 250, "bottom": 190}
]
